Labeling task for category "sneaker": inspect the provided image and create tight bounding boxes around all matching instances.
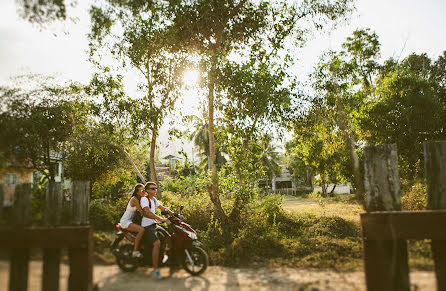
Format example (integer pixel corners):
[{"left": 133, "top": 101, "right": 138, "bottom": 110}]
[
  {"left": 132, "top": 251, "right": 143, "bottom": 258},
  {"left": 152, "top": 269, "right": 163, "bottom": 280}
]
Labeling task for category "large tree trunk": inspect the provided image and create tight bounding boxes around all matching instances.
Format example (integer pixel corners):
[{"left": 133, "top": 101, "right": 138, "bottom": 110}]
[
  {"left": 149, "top": 128, "right": 161, "bottom": 199},
  {"left": 207, "top": 58, "right": 228, "bottom": 224},
  {"left": 336, "top": 96, "right": 364, "bottom": 202}
]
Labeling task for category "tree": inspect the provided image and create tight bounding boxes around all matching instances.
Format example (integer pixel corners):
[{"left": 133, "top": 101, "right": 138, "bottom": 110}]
[
  {"left": 88, "top": 1, "right": 185, "bottom": 194},
  {"left": 0, "top": 75, "right": 87, "bottom": 181},
  {"left": 361, "top": 52, "right": 446, "bottom": 180},
  {"left": 167, "top": 0, "right": 355, "bottom": 223},
  {"left": 286, "top": 105, "right": 349, "bottom": 196},
  {"left": 15, "top": 0, "right": 75, "bottom": 24},
  {"left": 189, "top": 112, "right": 227, "bottom": 170},
  {"left": 311, "top": 28, "right": 381, "bottom": 201}
]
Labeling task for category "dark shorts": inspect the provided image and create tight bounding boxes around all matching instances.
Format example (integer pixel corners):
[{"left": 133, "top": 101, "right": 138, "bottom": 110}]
[{"left": 143, "top": 224, "right": 159, "bottom": 244}]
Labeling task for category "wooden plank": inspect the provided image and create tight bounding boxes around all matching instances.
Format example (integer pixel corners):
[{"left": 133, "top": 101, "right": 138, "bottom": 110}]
[
  {"left": 11, "top": 183, "right": 32, "bottom": 227},
  {"left": 44, "top": 182, "right": 63, "bottom": 226},
  {"left": 9, "top": 183, "right": 32, "bottom": 291},
  {"left": 71, "top": 181, "right": 90, "bottom": 225},
  {"left": 43, "top": 182, "right": 63, "bottom": 291},
  {"left": 0, "top": 226, "right": 92, "bottom": 248},
  {"left": 0, "top": 184, "right": 4, "bottom": 221},
  {"left": 42, "top": 249, "right": 61, "bottom": 291},
  {"left": 68, "top": 227, "right": 94, "bottom": 291},
  {"left": 424, "top": 140, "right": 446, "bottom": 291},
  {"left": 363, "top": 145, "right": 409, "bottom": 291},
  {"left": 69, "top": 181, "right": 93, "bottom": 291},
  {"left": 364, "top": 144, "right": 401, "bottom": 212},
  {"left": 361, "top": 210, "right": 446, "bottom": 240},
  {"left": 9, "top": 249, "right": 30, "bottom": 291}
]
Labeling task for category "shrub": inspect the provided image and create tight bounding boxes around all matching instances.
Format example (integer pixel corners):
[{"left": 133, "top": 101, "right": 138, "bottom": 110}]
[
  {"left": 89, "top": 195, "right": 129, "bottom": 230},
  {"left": 401, "top": 183, "right": 427, "bottom": 210}
]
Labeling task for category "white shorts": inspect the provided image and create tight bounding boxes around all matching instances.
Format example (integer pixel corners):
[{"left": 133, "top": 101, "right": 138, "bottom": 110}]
[{"left": 120, "top": 220, "right": 133, "bottom": 229}]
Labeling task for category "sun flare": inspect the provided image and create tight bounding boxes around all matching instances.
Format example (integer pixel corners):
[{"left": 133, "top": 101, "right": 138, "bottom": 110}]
[{"left": 182, "top": 70, "right": 200, "bottom": 87}]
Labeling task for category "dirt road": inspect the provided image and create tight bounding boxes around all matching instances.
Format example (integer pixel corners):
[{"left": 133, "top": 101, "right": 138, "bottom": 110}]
[{"left": 0, "top": 260, "right": 436, "bottom": 290}]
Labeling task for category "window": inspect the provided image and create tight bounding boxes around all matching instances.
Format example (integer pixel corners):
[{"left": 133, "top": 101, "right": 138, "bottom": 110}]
[
  {"left": 50, "top": 162, "right": 60, "bottom": 176},
  {"left": 4, "top": 173, "right": 18, "bottom": 186}
]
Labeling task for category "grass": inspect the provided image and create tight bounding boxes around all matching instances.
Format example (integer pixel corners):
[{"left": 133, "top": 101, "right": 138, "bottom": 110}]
[
  {"left": 282, "top": 195, "right": 363, "bottom": 224},
  {"left": 281, "top": 194, "right": 434, "bottom": 271},
  {"left": 89, "top": 193, "right": 434, "bottom": 271}
]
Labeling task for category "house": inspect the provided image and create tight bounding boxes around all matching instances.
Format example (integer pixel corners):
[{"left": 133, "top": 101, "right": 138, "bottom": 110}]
[
  {"left": 0, "top": 156, "right": 35, "bottom": 206},
  {"left": 162, "top": 154, "right": 182, "bottom": 169},
  {"left": 258, "top": 167, "right": 313, "bottom": 195},
  {"left": 1, "top": 151, "right": 71, "bottom": 206}
]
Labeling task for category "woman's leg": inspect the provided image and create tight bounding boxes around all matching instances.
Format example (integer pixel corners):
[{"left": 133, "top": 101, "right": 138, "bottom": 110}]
[{"left": 126, "top": 223, "right": 145, "bottom": 251}]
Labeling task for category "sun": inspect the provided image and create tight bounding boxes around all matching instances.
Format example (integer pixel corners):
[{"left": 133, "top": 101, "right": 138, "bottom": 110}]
[{"left": 182, "top": 69, "right": 200, "bottom": 87}]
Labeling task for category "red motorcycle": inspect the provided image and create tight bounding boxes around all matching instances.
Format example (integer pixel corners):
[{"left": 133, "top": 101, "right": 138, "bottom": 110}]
[{"left": 110, "top": 206, "right": 209, "bottom": 276}]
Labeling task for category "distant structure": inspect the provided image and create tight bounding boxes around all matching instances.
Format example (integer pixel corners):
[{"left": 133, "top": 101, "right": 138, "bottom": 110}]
[
  {"left": 155, "top": 154, "right": 182, "bottom": 182},
  {"left": 1, "top": 151, "right": 71, "bottom": 206},
  {"left": 258, "top": 167, "right": 312, "bottom": 196}
]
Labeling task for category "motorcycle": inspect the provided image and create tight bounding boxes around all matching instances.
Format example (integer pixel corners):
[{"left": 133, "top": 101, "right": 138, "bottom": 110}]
[{"left": 110, "top": 206, "right": 209, "bottom": 276}]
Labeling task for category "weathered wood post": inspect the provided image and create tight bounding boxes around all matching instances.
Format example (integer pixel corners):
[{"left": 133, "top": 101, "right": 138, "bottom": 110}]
[
  {"left": 424, "top": 141, "right": 446, "bottom": 291},
  {"left": 42, "top": 182, "right": 63, "bottom": 291},
  {"left": 0, "top": 184, "right": 4, "bottom": 221},
  {"left": 68, "top": 181, "right": 93, "bottom": 291},
  {"left": 362, "top": 144, "right": 410, "bottom": 291},
  {"left": 9, "top": 183, "right": 32, "bottom": 291}
]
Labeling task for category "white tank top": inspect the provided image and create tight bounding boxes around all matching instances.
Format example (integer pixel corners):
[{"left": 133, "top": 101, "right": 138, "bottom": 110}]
[{"left": 120, "top": 198, "right": 137, "bottom": 223}]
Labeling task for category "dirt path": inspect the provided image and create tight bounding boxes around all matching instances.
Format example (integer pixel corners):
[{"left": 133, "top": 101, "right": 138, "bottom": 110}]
[{"left": 0, "top": 260, "right": 436, "bottom": 290}]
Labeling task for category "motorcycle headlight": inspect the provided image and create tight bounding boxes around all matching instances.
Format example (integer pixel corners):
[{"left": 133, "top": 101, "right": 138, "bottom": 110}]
[
  {"left": 187, "top": 231, "right": 197, "bottom": 240},
  {"left": 177, "top": 225, "right": 197, "bottom": 239}
]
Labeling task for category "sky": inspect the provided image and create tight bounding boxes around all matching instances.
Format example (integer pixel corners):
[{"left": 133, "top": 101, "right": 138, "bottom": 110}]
[{"left": 1, "top": 0, "right": 446, "bottom": 157}]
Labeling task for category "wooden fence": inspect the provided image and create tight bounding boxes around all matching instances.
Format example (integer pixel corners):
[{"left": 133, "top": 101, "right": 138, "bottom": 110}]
[
  {"left": 0, "top": 181, "right": 94, "bottom": 291},
  {"left": 361, "top": 141, "right": 446, "bottom": 291}
]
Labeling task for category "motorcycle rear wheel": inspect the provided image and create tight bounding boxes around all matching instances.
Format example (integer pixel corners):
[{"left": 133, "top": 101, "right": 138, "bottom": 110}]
[
  {"left": 182, "top": 246, "right": 208, "bottom": 276},
  {"left": 116, "top": 244, "right": 138, "bottom": 272}
]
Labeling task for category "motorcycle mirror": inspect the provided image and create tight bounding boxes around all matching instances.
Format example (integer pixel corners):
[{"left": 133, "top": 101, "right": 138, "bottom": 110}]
[{"left": 180, "top": 205, "right": 184, "bottom": 211}]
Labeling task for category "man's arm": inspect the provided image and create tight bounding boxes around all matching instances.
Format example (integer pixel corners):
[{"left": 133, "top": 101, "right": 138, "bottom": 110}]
[
  {"left": 157, "top": 204, "right": 174, "bottom": 215},
  {"left": 142, "top": 206, "right": 163, "bottom": 221}
]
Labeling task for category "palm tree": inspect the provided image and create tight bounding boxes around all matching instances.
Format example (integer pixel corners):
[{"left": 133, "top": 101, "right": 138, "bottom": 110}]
[{"left": 190, "top": 112, "right": 227, "bottom": 170}]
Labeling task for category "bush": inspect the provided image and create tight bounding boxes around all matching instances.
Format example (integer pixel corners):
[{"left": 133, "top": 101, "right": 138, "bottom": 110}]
[
  {"left": 401, "top": 182, "right": 427, "bottom": 210},
  {"left": 89, "top": 196, "right": 129, "bottom": 230}
]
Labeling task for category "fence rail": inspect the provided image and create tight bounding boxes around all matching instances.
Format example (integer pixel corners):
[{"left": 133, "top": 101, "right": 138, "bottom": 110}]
[{"left": 0, "top": 181, "right": 94, "bottom": 291}]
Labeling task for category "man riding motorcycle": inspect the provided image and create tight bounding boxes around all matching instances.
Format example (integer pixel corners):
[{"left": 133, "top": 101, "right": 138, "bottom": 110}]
[{"left": 140, "top": 181, "right": 173, "bottom": 280}]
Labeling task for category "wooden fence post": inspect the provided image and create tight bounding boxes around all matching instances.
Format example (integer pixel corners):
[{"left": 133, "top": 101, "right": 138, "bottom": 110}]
[
  {"left": 9, "top": 183, "right": 32, "bottom": 291},
  {"left": 424, "top": 141, "right": 446, "bottom": 291},
  {"left": 42, "top": 182, "right": 63, "bottom": 291},
  {"left": 363, "top": 144, "right": 410, "bottom": 291},
  {"left": 69, "top": 181, "right": 93, "bottom": 291},
  {"left": 71, "top": 181, "right": 90, "bottom": 226},
  {"left": 0, "top": 184, "right": 4, "bottom": 221}
]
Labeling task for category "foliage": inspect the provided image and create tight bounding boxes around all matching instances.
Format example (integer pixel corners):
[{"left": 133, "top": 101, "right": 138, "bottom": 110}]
[
  {"left": 0, "top": 75, "right": 88, "bottom": 181},
  {"left": 286, "top": 105, "right": 350, "bottom": 195},
  {"left": 89, "top": 195, "right": 129, "bottom": 230},
  {"left": 164, "top": 0, "right": 355, "bottom": 223},
  {"left": 161, "top": 171, "right": 210, "bottom": 197},
  {"left": 189, "top": 113, "right": 227, "bottom": 170},
  {"left": 401, "top": 182, "right": 427, "bottom": 211},
  {"left": 88, "top": 0, "right": 186, "bottom": 187},
  {"left": 30, "top": 184, "right": 46, "bottom": 225},
  {"left": 15, "top": 0, "right": 75, "bottom": 24},
  {"left": 361, "top": 52, "right": 446, "bottom": 180}
]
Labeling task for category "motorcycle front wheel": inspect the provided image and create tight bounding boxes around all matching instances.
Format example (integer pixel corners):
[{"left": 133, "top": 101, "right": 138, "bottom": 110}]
[
  {"left": 116, "top": 244, "right": 138, "bottom": 272},
  {"left": 182, "top": 246, "right": 208, "bottom": 276}
]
